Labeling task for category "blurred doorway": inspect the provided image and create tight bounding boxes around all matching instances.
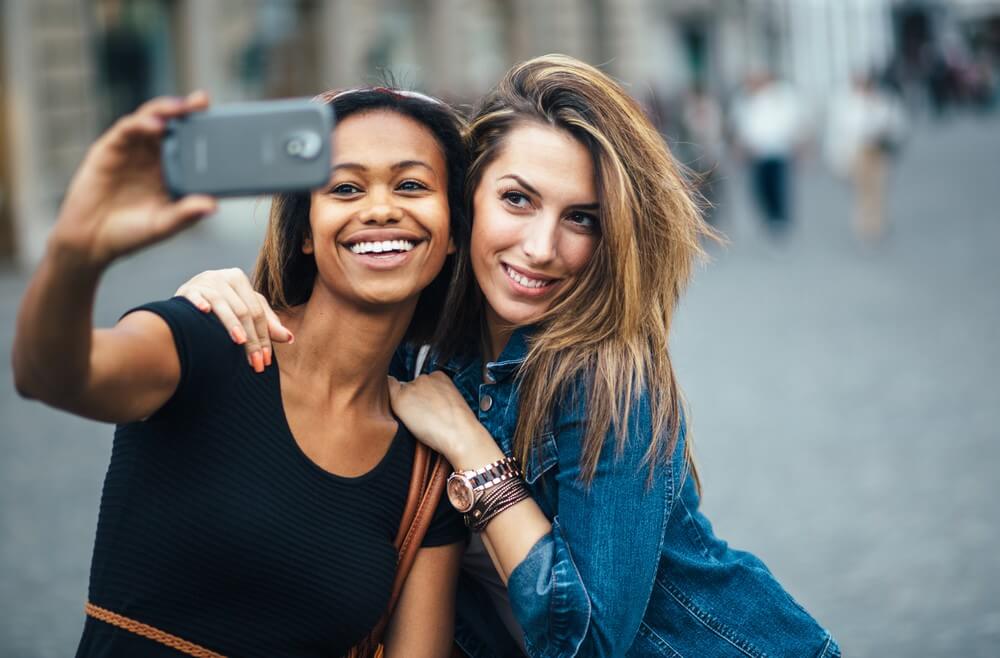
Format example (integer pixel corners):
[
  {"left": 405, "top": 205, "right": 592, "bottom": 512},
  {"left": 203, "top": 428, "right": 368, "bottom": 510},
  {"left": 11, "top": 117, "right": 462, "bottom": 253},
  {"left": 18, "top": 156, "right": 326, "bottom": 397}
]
[{"left": 94, "top": 0, "right": 180, "bottom": 126}]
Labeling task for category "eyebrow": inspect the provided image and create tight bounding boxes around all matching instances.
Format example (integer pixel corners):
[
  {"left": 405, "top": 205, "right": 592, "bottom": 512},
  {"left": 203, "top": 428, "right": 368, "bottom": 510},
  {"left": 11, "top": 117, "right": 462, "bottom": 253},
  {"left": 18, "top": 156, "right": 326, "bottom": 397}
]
[
  {"left": 332, "top": 160, "right": 435, "bottom": 173},
  {"left": 498, "top": 174, "right": 540, "bottom": 197},
  {"left": 498, "top": 174, "right": 599, "bottom": 210}
]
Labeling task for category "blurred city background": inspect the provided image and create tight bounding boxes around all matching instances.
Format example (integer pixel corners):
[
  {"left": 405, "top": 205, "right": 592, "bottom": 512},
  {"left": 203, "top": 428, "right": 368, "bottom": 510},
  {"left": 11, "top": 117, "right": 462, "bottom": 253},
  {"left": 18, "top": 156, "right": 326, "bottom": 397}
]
[{"left": 1, "top": 0, "right": 999, "bottom": 656}]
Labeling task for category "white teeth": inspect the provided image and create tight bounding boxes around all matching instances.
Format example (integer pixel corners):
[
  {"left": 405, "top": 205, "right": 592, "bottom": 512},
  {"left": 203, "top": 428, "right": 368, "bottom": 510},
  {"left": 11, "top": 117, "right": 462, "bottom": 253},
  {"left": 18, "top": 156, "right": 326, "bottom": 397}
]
[
  {"left": 505, "top": 265, "right": 551, "bottom": 289},
  {"left": 349, "top": 240, "right": 416, "bottom": 254}
]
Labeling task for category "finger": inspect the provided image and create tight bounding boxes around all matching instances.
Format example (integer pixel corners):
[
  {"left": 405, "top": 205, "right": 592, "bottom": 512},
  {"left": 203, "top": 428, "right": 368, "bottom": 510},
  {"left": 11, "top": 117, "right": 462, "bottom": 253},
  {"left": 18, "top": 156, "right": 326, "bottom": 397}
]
[
  {"left": 217, "top": 284, "right": 264, "bottom": 372},
  {"left": 261, "top": 299, "right": 293, "bottom": 345},
  {"left": 198, "top": 288, "right": 247, "bottom": 347},
  {"left": 115, "top": 112, "right": 168, "bottom": 141},
  {"left": 387, "top": 376, "right": 403, "bottom": 402},
  {"left": 228, "top": 274, "right": 271, "bottom": 366},
  {"left": 136, "top": 92, "right": 209, "bottom": 122},
  {"left": 148, "top": 195, "right": 217, "bottom": 242},
  {"left": 180, "top": 288, "right": 212, "bottom": 313},
  {"left": 183, "top": 89, "right": 210, "bottom": 112}
]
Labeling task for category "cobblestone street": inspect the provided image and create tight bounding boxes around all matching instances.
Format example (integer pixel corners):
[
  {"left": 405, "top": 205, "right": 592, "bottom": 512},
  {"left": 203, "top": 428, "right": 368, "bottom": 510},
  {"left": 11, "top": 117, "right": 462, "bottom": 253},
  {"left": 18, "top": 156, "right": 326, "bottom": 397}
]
[{"left": 2, "top": 115, "right": 998, "bottom": 657}]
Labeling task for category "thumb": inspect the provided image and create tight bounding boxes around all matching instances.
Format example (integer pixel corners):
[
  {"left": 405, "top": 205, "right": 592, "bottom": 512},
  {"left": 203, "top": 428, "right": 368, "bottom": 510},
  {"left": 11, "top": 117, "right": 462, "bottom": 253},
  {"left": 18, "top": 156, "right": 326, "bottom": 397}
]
[
  {"left": 387, "top": 376, "right": 403, "bottom": 403},
  {"left": 151, "top": 195, "right": 217, "bottom": 241}
]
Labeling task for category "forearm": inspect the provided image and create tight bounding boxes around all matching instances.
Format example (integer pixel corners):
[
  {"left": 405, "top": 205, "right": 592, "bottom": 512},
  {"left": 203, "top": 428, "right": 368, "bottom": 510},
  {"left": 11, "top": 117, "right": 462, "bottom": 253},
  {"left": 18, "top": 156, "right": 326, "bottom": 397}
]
[
  {"left": 449, "top": 428, "right": 551, "bottom": 583},
  {"left": 13, "top": 237, "right": 103, "bottom": 403}
]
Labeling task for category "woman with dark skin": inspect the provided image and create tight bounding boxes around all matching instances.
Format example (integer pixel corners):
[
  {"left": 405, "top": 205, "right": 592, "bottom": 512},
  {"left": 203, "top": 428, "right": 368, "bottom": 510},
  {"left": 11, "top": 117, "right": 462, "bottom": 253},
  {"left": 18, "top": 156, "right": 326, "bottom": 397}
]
[{"left": 12, "top": 89, "right": 469, "bottom": 657}]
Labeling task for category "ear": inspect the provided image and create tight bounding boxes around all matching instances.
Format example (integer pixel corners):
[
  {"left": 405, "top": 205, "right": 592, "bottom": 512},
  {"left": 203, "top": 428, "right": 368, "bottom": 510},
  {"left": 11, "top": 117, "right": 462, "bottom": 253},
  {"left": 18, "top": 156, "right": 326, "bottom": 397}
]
[{"left": 447, "top": 236, "right": 456, "bottom": 255}]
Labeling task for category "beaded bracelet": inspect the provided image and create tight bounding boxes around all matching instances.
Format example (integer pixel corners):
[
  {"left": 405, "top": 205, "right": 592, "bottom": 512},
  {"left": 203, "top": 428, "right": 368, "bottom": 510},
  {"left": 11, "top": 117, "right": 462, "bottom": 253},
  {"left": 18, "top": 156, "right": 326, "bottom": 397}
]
[{"left": 465, "top": 476, "right": 532, "bottom": 533}]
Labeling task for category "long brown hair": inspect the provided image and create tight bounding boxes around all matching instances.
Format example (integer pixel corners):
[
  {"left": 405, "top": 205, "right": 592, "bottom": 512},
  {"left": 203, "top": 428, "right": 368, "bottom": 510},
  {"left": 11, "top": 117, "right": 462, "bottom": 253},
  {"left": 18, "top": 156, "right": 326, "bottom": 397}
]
[
  {"left": 253, "top": 88, "right": 470, "bottom": 343},
  {"left": 441, "top": 55, "right": 717, "bottom": 486}
]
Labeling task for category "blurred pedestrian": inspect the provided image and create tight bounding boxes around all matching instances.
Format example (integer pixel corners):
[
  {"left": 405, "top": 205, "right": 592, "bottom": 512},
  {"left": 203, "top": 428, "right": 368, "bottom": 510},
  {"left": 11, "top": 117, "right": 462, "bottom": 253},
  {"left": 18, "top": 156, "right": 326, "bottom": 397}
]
[
  {"left": 826, "top": 74, "right": 908, "bottom": 243},
  {"left": 731, "top": 72, "right": 806, "bottom": 235},
  {"left": 680, "top": 81, "right": 725, "bottom": 224}
]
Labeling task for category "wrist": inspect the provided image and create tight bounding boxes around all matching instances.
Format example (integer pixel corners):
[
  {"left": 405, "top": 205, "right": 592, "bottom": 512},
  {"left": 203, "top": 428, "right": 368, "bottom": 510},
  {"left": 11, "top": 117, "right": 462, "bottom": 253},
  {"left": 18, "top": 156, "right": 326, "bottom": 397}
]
[
  {"left": 447, "top": 425, "right": 505, "bottom": 471},
  {"left": 47, "top": 226, "right": 111, "bottom": 272}
]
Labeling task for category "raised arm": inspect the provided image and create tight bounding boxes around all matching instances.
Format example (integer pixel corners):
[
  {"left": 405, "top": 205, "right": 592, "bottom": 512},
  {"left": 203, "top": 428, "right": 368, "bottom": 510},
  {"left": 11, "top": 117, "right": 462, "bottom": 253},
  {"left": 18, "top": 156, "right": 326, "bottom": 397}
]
[{"left": 12, "top": 93, "right": 218, "bottom": 422}]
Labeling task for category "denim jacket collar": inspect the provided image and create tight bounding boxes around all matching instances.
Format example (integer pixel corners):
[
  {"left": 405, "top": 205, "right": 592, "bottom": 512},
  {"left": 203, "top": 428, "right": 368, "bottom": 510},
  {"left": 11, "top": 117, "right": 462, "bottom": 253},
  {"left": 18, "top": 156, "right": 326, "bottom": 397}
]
[{"left": 434, "top": 326, "right": 533, "bottom": 384}]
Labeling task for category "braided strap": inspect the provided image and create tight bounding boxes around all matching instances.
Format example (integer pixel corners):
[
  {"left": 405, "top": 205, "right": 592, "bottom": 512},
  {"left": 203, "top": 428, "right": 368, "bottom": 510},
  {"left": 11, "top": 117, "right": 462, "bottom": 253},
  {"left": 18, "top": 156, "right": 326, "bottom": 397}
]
[
  {"left": 84, "top": 602, "right": 226, "bottom": 658},
  {"left": 466, "top": 476, "right": 532, "bottom": 533}
]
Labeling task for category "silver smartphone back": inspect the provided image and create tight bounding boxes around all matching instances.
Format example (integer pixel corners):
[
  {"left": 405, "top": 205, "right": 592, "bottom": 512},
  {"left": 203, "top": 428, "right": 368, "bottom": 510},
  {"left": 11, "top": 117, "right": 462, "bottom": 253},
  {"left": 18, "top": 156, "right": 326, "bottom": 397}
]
[{"left": 161, "top": 98, "right": 333, "bottom": 198}]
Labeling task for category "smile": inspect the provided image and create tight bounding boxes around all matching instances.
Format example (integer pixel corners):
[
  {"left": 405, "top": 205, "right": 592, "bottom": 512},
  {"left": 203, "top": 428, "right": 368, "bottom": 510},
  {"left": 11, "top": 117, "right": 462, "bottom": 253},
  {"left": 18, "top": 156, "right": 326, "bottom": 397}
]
[
  {"left": 503, "top": 263, "right": 557, "bottom": 291},
  {"left": 349, "top": 240, "right": 417, "bottom": 255}
]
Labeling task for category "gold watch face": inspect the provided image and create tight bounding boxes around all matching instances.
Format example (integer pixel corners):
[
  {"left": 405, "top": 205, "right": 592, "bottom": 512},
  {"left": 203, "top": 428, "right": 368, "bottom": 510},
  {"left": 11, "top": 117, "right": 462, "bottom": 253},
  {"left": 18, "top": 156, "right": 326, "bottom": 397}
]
[{"left": 447, "top": 475, "right": 475, "bottom": 513}]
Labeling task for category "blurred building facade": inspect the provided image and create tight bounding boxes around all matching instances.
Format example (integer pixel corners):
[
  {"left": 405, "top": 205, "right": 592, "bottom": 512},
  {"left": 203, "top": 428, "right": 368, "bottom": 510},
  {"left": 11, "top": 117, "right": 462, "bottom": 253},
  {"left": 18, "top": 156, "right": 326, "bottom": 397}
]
[{"left": 2, "top": 0, "right": 997, "bottom": 265}]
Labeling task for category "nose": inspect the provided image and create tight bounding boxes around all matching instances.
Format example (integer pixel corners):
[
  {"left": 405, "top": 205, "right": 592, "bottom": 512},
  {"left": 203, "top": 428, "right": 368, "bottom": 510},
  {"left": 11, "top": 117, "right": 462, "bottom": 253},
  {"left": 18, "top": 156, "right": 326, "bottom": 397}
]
[
  {"left": 358, "top": 188, "right": 402, "bottom": 225},
  {"left": 520, "top": 214, "right": 558, "bottom": 265}
]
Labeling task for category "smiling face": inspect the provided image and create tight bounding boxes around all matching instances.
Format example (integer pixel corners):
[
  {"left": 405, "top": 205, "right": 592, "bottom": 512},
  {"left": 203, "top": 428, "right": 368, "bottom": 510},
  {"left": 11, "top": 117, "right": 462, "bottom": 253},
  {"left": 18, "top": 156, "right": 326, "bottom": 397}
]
[
  {"left": 470, "top": 122, "right": 600, "bottom": 337},
  {"left": 303, "top": 110, "right": 452, "bottom": 309}
]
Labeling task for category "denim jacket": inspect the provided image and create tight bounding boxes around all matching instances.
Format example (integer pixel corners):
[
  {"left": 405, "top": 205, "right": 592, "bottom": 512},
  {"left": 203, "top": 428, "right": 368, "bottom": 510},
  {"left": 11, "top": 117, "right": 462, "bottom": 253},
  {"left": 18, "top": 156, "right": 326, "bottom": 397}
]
[{"left": 397, "top": 330, "right": 840, "bottom": 658}]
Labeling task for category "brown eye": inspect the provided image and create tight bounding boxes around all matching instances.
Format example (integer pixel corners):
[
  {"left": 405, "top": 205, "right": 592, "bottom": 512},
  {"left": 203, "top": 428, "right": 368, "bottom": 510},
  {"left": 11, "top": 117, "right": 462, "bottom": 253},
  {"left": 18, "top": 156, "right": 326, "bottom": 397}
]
[
  {"left": 502, "top": 191, "right": 530, "bottom": 208},
  {"left": 330, "top": 183, "right": 362, "bottom": 195},
  {"left": 568, "top": 211, "right": 598, "bottom": 230},
  {"left": 397, "top": 180, "right": 428, "bottom": 192}
]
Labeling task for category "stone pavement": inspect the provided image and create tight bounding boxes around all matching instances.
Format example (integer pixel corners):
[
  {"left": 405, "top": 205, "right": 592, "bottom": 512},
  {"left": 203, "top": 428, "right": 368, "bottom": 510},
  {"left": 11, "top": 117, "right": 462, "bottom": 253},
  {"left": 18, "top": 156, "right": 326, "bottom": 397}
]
[{"left": 1, "top": 116, "right": 998, "bottom": 657}]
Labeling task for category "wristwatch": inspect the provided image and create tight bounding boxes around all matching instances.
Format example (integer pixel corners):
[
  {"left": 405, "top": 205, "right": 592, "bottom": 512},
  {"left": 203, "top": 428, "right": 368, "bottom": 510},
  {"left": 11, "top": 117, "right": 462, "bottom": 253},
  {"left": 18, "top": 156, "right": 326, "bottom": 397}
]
[{"left": 446, "top": 456, "right": 522, "bottom": 513}]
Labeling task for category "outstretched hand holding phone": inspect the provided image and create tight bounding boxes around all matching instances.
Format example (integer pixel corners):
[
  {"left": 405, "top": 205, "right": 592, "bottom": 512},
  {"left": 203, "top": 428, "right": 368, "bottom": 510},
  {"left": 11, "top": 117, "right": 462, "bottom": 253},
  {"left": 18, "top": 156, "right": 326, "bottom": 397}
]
[
  {"left": 12, "top": 92, "right": 218, "bottom": 420},
  {"left": 55, "top": 91, "right": 218, "bottom": 266}
]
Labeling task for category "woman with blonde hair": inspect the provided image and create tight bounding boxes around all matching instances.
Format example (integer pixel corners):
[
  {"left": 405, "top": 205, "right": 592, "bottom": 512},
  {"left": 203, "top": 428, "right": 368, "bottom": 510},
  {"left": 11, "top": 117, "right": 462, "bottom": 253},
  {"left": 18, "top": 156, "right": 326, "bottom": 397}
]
[{"left": 180, "top": 55, "right": 839, "bottom": 657}]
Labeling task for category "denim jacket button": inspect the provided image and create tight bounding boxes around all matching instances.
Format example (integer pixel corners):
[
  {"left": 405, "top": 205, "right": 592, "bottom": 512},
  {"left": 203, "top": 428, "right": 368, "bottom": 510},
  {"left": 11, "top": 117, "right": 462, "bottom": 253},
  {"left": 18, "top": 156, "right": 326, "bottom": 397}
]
[{"left": 479, "top": 395, "right": 493, "bottom": 412}]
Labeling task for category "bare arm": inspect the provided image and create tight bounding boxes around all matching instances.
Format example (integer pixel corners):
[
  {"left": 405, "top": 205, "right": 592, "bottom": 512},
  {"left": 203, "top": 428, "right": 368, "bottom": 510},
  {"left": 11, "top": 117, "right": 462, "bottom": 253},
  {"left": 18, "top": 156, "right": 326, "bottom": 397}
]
[
  {"left": 382, "top": 541, "right": 464, "bottom": 658},
  {"left": 12, "top": 93, "right": 217, "bottom": 422}
]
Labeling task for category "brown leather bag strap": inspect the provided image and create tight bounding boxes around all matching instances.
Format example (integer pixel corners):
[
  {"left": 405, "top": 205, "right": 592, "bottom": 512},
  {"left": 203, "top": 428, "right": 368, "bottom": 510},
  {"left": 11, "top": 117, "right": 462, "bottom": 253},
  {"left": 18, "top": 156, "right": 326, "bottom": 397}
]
[
  {"left": 389, "top": 451, "right": 448, "bottom": 605},
  {"left": 372, "top": 444, "right": 447, "bottom": 636},
  {"left": 347, "top": 443, "right": 449, "bottom": 657},
  {"left": 393, "top": 439, "right": 430, "bottom": 550}
]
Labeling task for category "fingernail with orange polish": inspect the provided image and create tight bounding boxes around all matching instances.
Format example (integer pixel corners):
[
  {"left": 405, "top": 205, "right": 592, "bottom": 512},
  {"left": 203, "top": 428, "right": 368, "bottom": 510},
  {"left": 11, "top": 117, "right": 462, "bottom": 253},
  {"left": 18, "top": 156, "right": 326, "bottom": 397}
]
[
  {"left": 231, "top": 326, "right": 247, "bottom": 344},
  {"left": 251, "top": 351, "right": 264, "bottom": 373},
  {"left": 262, "top": 347, "right": 272, "bottom": 367}
]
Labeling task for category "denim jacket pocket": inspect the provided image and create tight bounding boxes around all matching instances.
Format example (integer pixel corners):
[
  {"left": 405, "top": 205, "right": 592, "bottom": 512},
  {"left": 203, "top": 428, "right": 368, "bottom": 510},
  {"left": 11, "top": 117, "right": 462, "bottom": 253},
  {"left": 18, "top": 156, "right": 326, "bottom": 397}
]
[{"left": 524, "top": 431, "right": 558, "bottom": 484}]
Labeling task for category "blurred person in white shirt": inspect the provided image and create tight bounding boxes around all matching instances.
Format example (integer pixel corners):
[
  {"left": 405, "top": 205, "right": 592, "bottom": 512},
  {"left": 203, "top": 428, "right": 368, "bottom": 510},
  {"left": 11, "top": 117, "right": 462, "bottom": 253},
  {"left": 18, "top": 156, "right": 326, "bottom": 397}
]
[
  {"left": 825, "top": 73, "right": 908, "bottom": 243},
  {"left": 732, "top": 72, "right": 807, "bottom": 235}
]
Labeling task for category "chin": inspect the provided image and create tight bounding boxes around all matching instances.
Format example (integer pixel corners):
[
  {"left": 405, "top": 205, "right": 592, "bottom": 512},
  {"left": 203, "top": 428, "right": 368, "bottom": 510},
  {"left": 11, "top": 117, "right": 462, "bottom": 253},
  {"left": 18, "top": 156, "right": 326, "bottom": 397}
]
[{"left": 488, "top": 296, "right": 548, "bottom": 327}]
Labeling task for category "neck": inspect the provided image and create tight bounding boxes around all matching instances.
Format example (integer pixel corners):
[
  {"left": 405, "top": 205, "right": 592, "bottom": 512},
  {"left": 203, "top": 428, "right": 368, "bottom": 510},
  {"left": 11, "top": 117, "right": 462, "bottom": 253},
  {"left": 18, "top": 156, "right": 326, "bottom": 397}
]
[
  {"left": 483, "top": 305, "right": 514, "bottom": 364},
  {"left": 277, "top": 283, "right": 416, "bottom": 413}
]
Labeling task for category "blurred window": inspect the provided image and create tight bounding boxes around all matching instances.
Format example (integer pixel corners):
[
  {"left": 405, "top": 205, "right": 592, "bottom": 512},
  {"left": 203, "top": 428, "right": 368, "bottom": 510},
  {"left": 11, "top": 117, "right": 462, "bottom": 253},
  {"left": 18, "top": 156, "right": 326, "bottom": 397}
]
[{"left": 230, "top": 0, "right": 322, "bottom": 100}]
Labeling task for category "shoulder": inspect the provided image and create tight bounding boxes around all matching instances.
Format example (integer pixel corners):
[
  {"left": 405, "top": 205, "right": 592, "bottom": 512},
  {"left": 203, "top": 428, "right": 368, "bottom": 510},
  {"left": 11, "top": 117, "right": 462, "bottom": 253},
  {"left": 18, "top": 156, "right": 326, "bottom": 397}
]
[
  {"left": 546, "top": 373, "right": 684, "bottom": 467},
  {"left": 123, "top": 297, "right": 229, "bottom": 345},
  {"left": 124, "top": 297, "right": 244, "bottom": 409}
]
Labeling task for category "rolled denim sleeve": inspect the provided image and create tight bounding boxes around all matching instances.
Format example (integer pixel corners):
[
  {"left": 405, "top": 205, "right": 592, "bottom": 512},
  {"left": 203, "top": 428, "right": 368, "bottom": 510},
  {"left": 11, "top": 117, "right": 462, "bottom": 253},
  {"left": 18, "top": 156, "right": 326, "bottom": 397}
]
[{"left": 507, "top": 393, "right": 680, "bottom": 657}]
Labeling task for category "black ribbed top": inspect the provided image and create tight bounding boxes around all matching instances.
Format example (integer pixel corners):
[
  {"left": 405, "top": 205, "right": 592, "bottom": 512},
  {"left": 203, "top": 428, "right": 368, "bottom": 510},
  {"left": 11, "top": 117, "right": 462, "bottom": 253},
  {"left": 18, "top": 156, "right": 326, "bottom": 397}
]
[{"left": 75, "top": 298, "right": 464, "bottom": 658}]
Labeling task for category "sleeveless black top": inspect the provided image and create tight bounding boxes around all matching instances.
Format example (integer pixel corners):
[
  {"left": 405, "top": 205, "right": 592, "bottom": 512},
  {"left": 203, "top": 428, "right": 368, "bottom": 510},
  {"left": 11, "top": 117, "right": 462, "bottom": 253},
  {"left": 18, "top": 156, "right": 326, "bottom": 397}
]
[{"left": 76, "top": 298, "right": 464, "bottom": 657}]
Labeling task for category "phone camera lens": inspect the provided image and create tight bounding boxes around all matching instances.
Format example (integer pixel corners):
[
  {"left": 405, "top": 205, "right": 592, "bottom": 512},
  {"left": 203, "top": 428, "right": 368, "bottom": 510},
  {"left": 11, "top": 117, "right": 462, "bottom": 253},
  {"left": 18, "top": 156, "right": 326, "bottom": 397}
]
[{"left": 285, "top": 131, "right": 322, "bottom": 160}]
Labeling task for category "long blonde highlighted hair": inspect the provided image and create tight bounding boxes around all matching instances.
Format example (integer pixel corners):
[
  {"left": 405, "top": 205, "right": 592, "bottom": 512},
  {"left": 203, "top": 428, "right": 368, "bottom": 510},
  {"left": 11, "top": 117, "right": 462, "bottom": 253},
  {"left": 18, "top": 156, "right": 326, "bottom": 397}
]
[{"left": 439, "top": 55, "right": 717, "bottom": 486}]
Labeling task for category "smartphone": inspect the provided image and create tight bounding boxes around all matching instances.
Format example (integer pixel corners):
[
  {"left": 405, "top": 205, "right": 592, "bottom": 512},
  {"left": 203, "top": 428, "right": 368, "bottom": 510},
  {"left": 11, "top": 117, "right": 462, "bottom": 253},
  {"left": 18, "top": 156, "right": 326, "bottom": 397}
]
[{"left": 161, "top": 98, "right": 334, "bottom": 198}]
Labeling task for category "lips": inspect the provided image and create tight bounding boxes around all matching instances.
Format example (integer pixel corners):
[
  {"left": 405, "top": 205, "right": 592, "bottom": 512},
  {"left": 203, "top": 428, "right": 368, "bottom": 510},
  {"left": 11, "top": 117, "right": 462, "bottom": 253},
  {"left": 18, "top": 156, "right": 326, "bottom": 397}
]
[
  {"left": 341, "top": 230, "right": 426, "bottom": 268},
  {"left": 501, "top": 262, "right": 560, "bottom": 296},
  {"left": 349, "top": 239, "right": 416, "bottom": 255}
]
